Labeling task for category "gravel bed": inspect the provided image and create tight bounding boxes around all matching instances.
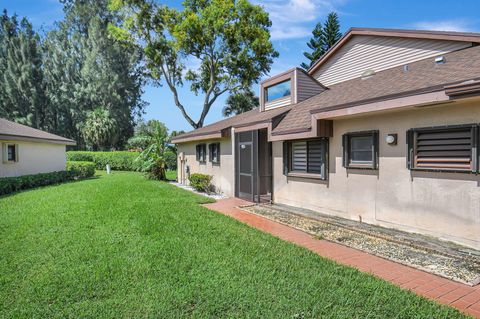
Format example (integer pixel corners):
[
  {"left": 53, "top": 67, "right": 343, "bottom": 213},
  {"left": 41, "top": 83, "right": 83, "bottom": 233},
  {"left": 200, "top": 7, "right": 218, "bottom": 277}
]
[
  {"left": 169, "top": 182, "right": 228, "bottom": 200},
  {"left": 242, "top": 204, "right": 480, "bottom": 286}
]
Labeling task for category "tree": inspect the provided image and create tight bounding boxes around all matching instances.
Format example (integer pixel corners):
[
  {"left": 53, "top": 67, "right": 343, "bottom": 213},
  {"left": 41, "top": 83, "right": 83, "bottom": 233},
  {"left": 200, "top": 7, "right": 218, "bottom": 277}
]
[
  {"left": 222, "top": 88, "right": 259, "bottom": 117},
  {"left": 82, "top": 108, "right": 117, "bottom": 150},
  {"left": 301, "top": 22, "right": 324, "bottom": 70},
  {"left": 0, "top": 10, "right": 46, "bottom": 128},
  {"left": 135, "top": 120, "right": 170, "bottom": 180},
  {"left": 108, "top": 0, "right": 278, "bottom": 129},
  {"left": 301, "top": 12, "right": 342, "bottom": 70}
]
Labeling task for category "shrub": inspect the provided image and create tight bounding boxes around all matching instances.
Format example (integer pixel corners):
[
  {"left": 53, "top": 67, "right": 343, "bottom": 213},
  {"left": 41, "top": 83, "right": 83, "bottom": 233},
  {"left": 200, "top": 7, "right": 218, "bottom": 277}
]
[
  {"left": 0, "top": 171, "right": 75, "bottom": 196},
  {"left": 67, "top": 151, "right": 143, "bottom": 171},
  {"left": 66, "top": 161, "right": 95, "bottom": 179},
  {"left": 188, "top": 173, "right": 213, "bottom": 193}
]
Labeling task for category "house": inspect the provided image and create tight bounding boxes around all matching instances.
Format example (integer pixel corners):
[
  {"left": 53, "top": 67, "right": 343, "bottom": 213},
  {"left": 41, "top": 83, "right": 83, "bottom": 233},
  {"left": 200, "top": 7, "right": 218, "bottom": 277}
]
[
  {"left": 172, "top": 28, "right": 480, "bottom": 249},
  {"left": 0, "top": 118, "right": 76, "bottom": 177}
]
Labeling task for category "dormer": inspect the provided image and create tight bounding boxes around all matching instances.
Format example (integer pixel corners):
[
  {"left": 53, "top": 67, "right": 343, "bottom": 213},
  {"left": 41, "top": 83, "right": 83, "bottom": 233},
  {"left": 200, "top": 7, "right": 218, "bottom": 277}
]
[{"left": 259, "top": 68, "right": 326, "bottom": 112}]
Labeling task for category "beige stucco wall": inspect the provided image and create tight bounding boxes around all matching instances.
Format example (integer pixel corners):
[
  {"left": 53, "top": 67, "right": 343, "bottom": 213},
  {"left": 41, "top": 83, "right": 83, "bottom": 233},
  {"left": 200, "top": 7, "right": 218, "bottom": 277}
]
[
  {"left": 0, "top": 140, "right": 67, "bottom": 178},
  {"left": 273, "top": 100, "right": 480, "bottom": 249},
  {"left": 177, "top": 137, "right": 235, "bottom": 197}
]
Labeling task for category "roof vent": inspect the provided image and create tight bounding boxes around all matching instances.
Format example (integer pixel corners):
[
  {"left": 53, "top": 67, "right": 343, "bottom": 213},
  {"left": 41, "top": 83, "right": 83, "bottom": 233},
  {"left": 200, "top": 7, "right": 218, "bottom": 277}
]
[
  {"left": 361, "top": 69, "right": 376, "bottom": 79},
  {"left": 435, "top": 56, "right": 446, "bottom": 64},
  {"left": 403, "top": 65, "right": 409, "bottom": 72}
]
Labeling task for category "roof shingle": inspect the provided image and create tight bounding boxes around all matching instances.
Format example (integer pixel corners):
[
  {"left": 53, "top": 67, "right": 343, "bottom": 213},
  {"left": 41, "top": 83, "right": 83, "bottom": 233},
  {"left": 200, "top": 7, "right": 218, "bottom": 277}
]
[{"left": 0, "top": 118, "right": 76, "bottom": 145}]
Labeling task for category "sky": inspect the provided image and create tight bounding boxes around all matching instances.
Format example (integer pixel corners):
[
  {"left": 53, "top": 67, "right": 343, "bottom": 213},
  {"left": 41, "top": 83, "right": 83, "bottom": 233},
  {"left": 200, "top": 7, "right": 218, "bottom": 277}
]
[{"left": 2, "top": 0, "right": 480, "bottom": 133}]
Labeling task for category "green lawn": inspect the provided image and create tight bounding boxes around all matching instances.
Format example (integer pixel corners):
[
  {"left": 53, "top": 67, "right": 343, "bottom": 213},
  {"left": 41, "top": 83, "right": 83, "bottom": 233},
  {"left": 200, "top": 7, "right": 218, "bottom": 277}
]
[{"left": 0, "top": 172, "right": 469, "bottom": 318}]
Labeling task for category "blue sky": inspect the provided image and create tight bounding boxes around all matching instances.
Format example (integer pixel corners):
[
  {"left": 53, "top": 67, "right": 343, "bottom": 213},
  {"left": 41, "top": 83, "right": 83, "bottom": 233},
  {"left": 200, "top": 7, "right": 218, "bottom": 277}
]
[{"left": 2, "top": 0, "right": 480, "bottom": 133}]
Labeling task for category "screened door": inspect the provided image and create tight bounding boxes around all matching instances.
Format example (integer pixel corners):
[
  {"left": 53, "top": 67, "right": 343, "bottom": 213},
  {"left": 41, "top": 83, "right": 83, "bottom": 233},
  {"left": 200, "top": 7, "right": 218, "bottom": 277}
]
[{"left": 235, "top": 131, "right": 258, "bottom": 201}]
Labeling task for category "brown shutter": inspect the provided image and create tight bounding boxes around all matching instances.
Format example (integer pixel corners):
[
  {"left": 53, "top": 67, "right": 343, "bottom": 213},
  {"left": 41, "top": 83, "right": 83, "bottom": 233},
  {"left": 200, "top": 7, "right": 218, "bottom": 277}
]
[
  {"left": 373, "top": 130, "right": 379, "bottom": 169},
  {"left": 342, "top": 134, "right": 349, "bottom": 168},
  {"left": 406, "top": 129, "right": 414, "bottom": 169},
  {"left": 282, "top": 141, "right": 289, "bottom": 175},
  {"left": 414, "top": 127, "right": 474, "bottom": 171}
]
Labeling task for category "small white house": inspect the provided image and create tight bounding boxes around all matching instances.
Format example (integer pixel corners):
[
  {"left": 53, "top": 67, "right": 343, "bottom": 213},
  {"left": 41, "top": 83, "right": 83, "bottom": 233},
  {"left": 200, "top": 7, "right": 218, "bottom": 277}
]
[{"left": 0, "top": 118, "right": 76, "bottom": 178}]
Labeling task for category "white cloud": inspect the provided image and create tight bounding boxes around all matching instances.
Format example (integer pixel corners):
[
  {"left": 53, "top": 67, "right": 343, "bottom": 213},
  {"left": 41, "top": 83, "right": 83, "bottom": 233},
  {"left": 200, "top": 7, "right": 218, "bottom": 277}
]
[
  {"left": 253, "top": 0, "right": 345, "bottom": 40},
  {"left": 411, "top": 19, "right": 474, "bottom": 32}
]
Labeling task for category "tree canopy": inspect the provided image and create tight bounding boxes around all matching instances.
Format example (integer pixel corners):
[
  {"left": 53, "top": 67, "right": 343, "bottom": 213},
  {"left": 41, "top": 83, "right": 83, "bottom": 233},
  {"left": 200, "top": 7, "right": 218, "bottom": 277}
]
[
  {"left": 301, "top": 12, "right": 342, "bottom": 70},
  {"left": 222, "top": 88, "right": 259, "bottom": 117},
  {"left": 0, "top": 1, "right": 146, "bottom": 150},
  {"left": 109, "top": 0, "right": 278, "bottom": 129}
]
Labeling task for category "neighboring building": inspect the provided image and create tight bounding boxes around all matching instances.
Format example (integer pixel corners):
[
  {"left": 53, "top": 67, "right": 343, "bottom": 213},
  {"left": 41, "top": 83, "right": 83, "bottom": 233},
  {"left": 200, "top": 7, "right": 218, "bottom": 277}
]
[
  {"left": 172, "top": 28, "right": 480, "bottom": 249},
  {"left": 0, "top": 118, "right": 76, "bottom": 177}
]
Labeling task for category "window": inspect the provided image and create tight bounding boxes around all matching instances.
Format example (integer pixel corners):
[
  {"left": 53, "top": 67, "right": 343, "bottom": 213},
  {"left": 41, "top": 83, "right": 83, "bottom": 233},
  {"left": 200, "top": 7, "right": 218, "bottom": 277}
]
[
  {"left": 265, "top": 79, "right": 291, "bottom": 102},
  {"left": 342, "top": 131, "right": 379, "bottom": 169},
  {"left": 209, "top": 143, "right": 220, "bottom": 165},
  {"left": 283, "top": 139, "right": 328, "bottom": 179},
  {"left": 3, "top": 143, "right": 18, "bottom": 163},
  {"left": 196, "top": 144, "right": 206, "bottom": 163},
  {"left": 407, "top": 124, "right": 479, "bottom": 173}
]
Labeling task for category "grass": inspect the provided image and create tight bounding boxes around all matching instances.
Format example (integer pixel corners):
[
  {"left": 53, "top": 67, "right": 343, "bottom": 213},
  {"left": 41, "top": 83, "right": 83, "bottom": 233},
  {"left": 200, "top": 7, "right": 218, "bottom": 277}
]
[{"left": 0, "top": 172, "right": 469, "bottom": 318}]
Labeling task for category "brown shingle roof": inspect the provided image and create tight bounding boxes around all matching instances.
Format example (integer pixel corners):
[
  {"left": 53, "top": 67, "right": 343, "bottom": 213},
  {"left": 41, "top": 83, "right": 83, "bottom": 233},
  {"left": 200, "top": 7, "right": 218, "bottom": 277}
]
[
  {"left": 0, "top": 118, "right": 76, "bottom": 145},
  {"left": 171, "top": 106, "right": 291, "bottom": 143},
  {"left": 273, "top": 45, "right": 480, "bottom": 135}
]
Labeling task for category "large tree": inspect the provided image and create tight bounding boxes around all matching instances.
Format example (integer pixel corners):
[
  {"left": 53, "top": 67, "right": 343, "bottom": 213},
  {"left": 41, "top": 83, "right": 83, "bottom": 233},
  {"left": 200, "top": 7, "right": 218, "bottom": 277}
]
[
  {"left": 109, "top": 0, "right": 278, "bottom": 129},
  {"left": 222, "top": 88, "right": 259, "bottom": 117},
  {"left": 0, "top": 10, "right": 46, "bottom": 128},
  {"left": 301, "top": 12, "right": 342, "bottom": 70}
]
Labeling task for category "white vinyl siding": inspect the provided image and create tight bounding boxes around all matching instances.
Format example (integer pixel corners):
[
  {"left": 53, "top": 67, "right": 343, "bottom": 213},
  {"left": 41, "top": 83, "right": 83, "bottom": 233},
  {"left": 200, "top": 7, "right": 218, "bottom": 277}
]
[{"left": 312, "top": 35, "right": 472, "bottom": 86}]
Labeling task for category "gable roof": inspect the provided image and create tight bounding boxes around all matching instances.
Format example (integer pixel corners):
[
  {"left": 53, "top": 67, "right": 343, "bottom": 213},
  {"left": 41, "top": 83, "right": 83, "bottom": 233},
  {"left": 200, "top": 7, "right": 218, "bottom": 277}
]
[
  {"left": 171, "top": 106, "right": 291, "bottom": 143},
  {"left": 307, "top": 28, "right": 480, "bottom": 75},
  {"left": 0, "top": 118, "right": 76, "bottom": 145},
  {"left": 273, "top": 44, "right": 480, "bottom": 136}
]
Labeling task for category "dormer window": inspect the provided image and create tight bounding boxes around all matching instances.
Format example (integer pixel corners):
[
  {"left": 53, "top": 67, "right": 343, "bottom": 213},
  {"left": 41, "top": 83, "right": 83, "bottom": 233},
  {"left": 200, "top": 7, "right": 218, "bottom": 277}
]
[
  {"left": 265, "top": 79, "right": 291, "bottom": 102},
  {"left": 260, "top": 68, "right": 326, "bottom": 112}
]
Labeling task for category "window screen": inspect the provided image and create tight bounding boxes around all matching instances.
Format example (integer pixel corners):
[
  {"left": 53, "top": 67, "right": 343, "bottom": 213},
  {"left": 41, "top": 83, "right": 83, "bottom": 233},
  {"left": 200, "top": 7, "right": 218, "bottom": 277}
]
[
  {"left": 209, "top": 143, "right": 220, "bottom": 164},
  {"left": 342, "top": 131, "right": 379, "bottom": 169},
  {"left": 196, "top": 144, "right": 206, "bottom": 163},
  {"left": 407, "top": 124, "right": 479, "bottom": 172}
]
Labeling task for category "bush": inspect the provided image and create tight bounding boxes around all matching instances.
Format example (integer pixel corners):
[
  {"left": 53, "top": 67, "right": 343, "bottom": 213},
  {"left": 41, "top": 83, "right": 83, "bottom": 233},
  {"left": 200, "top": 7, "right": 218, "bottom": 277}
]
[
  {"left": 188, "top": 173, "right": 213, "bottom": 193},
  {"left": 67, "top": 151, "right": 143, "bottom": 171},
  {"left": 0, "top": 171, "right": 75, "bottom": 196},
  {"left": 66, "top": 161, "right": 95, "bottom": 179}
]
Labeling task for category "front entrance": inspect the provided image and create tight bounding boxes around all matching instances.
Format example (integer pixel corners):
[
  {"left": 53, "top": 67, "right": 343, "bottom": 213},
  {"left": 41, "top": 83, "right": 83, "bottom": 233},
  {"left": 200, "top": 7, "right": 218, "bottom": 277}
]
[{"left": 235, "top": 129, "right": 272, "bottom": 203}]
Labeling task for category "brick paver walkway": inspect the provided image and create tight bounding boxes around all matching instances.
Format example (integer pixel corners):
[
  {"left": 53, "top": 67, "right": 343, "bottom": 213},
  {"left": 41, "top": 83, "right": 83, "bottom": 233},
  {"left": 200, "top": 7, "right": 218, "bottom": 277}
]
[{"left": 204, "top": 198, "right": 480, "bottom": 318}]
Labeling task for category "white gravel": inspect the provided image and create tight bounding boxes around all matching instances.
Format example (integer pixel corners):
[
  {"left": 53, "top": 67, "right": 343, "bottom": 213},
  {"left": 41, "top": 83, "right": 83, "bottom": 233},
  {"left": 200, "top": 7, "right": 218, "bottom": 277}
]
[{"left": 169, "top": 182, "right": 228, "bottom": 200}]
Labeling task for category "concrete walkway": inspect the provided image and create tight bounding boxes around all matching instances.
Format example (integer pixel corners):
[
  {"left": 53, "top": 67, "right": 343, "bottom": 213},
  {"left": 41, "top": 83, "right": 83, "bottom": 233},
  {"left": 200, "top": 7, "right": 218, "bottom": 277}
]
[{"left": 204, "top": 198, "right": 480, "bottom": 318}]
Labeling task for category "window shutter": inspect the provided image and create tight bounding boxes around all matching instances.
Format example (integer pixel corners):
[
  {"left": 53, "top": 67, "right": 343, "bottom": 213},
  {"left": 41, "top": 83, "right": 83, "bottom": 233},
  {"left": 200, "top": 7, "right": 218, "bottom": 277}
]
[
  {"left": 406, "top": 129, "right": 414, "bottom": 169},
  {"left": 282, "top": 141, "right": 289, "bottom": 175},
  {"left": 196, "top": 145, "right": 200, "bottom": 161},
  {"left": 373, "top": 130, "right": 379, "bottom": 169},
  {"left": 216, "top": 143, "right": 220, "bottom": 163},
  {"left": 292, "top": 141, "right": 307, "bottom": 171},
  {"left": 307, "top": 140, "right": 323, "bottom": 174},
  {"left": 342, "top": 134, "right": 349, "bottom": 168},
  {"left": 475, "top": 126, "right": 480, "bottom": 173},
  {"left": 15, "top": 144, "right": 19, "bottom": 162},
  {"left": 208, "top": 144, "right": 213, "bottom": 162},
  {"left": 415, "top": 127, "right": 474, "bottom": 171}
]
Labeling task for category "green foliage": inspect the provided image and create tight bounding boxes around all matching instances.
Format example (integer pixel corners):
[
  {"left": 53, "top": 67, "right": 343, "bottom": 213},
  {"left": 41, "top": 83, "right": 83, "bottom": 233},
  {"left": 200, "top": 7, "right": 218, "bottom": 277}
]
[
  {"left": 164, "top": 149, "right": 177, "bottom": 171},
  {"left": 0, "top": 171, "right": 75, "bottom": 196},
  {"left": 0, "top": 172, "right": 469, "bottom": 318},
  {"left": 109, "top": 0, "right": 278, "bottom": 129},
  {"left": 136, "top": 120, "right": 169, "bottom": 180},
  {"left": 66, "top": 161, "right": 96, "bottom": 179},
  {"left": 67, "top": 151, "right": 142, "bottom": 171},
  {"left": 222, "top": 88, "right": 259, "bottom": 117},
  {"left": 0, "top": 2, "right": 146, "bottom": 150},
  {"left": 188, "top": 173, "right": 213, "bottom": 193},
  {"left": 82, "top": 108, "right": 117, "bottom": 150},
  {"left": 301, "top": 12, "right": 342, "bottom": 70}
]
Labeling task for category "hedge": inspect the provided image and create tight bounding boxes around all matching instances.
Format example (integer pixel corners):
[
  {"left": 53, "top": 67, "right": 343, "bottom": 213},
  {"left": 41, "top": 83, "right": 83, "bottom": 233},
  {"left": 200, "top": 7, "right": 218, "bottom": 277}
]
[
  {"left": 66, "top": 161, "right": 95, "bottom": 179},
  {"left": 0, "top": 171, "right": 77, "bottom": 196},
  {"left": 188, "top": 173, "right": 213, "bottom": 193},
  {"left": 67, "top": 151, "right": 142, "bottom": 171}
]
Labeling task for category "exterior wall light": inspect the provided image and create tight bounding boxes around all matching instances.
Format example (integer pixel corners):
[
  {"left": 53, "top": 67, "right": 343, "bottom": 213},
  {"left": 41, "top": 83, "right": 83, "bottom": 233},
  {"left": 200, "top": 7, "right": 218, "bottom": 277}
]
[{"left": 386, "top": 134, "right": 397, "bottom": 145}]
